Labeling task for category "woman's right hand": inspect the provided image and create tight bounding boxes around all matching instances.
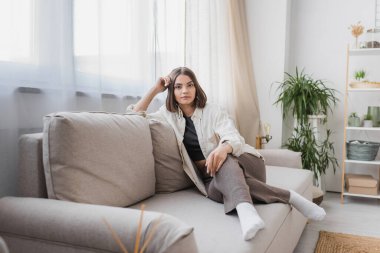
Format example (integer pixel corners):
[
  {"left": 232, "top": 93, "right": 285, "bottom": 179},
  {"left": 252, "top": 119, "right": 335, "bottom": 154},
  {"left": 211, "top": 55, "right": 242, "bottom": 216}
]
[{"left": 154, "top": 76, "right": 171, "bottom": 93}]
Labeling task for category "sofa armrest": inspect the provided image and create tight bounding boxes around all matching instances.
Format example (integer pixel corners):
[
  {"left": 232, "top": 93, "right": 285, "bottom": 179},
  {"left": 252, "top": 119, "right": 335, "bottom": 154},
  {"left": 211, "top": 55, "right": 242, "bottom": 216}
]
[
  {"left": 0, "top": 197, "right": 197, "bottom": 253},
  {"left": 259, "top": 149, "right": 302, "bottom": 169},
  {"left": 19, "top": 133, "right": 47, "bottom": 198}
]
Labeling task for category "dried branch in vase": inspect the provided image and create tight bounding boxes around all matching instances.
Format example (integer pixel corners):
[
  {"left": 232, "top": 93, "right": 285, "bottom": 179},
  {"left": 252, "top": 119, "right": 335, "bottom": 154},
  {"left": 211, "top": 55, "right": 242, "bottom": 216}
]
[
  {"left": 103, "top": 204, "right": 162, "bottom": 253},
  {"left": 349, "top": 21, "right": 365, "bottom": 48}
]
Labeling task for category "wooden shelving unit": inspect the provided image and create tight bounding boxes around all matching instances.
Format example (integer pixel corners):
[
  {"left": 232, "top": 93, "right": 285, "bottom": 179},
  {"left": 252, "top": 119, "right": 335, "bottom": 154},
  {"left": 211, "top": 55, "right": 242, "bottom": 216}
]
[{"left": 341, "top": 45, "right": 380, "bottom": 203}]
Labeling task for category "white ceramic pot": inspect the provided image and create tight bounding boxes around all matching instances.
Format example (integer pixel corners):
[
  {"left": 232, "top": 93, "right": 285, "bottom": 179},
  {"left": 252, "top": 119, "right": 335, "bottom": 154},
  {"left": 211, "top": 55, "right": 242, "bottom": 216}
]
[{"left": 363, "top": 120, "right": 373, "bottom": 127}]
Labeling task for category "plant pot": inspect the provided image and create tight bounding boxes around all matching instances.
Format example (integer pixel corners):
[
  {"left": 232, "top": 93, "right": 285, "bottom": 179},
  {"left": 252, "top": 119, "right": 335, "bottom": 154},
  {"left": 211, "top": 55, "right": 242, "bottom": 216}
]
[
  {"left": 348, "top": 116, "right": 361, "bottom": 127},
  {"left": 312, "top": 186, "right": 324, "bottom": 205},
  {"left": 363, "top": 120, "right": 373, "bottom": 127}
]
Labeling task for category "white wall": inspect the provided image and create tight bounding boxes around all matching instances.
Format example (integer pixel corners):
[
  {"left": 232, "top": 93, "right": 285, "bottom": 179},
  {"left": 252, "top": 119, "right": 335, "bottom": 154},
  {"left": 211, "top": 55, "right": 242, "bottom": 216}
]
[
  {"left": 246, "top": 0, "right": 378, "bottom": 192},
  {"left": 245, "top": 0, "right": 291, "bottom": 149},
  {"left": 289, "top": 0, "right": 377, "bottom": 192}
]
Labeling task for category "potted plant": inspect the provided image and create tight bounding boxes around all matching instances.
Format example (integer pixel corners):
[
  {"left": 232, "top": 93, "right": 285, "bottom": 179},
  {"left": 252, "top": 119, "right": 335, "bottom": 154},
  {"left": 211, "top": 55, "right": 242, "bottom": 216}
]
[
  {"left": 274, "top": 67, "right": 338, "bottom": 125},
  {"left": 274, "top": 68, "right": 339, "bottom": 203},
  {"left": 363, "top": 114, "right": 373, "bottom": 127},
  {"left": 348, "top": 112, "right": 361, "bottom": 127},
  {"left": 354, "top": 70, "right": 366, "bottom": 82},
  {"left": 285, "top": 124, "right": 338, "bottom": 180}
]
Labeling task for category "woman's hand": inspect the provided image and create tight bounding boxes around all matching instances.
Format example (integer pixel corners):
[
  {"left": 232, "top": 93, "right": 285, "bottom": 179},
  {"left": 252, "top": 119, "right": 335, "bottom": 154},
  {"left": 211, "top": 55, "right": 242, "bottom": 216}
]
[
  {"left": 206, "top": 142, "right": 232, "bottom": 177},
  {"left": 154, "top": 76, "right": 171, "bottom": 93},
  {"left": 132, "top": 76, "right": 171, "bottom": 112}
]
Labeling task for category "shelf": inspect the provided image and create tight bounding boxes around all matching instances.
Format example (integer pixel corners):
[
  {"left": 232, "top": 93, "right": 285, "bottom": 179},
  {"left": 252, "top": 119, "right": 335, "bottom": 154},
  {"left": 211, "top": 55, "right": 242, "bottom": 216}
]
[
  {"left": 342, "top": 191, "right": 380, "bottom": 199},
  {"left": 348, "top": 88, "right": 380, "bottom": 92},
  {"left": 341, "top": 44, "right": 380, "bottom": 204},
  {"left": 345, "top": 159, "right": 380, "bottom": 165},
  {"left": 346, "top": 127, "right": 380, "bottom": 131},
  {"left": 349, "top": 48, "right": 380, "bottom": 55}
]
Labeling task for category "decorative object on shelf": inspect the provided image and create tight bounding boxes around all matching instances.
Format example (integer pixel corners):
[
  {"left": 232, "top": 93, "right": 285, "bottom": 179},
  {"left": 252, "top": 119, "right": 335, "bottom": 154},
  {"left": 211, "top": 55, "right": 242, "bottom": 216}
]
[
  {"left": 354, "top": 69, "right": 366, "bottom": 82},
  {"left": 345, "top": 173, "right": 378, "bottom": 195},
  {"left": 365, "top": 28, "right": 380, "bottom": 48},
  {"left": 274, "top": 68, "right": 339, "bottom": 186},
  {"left": 255, "top": 123, "right": 272, "bottom": 149},
  {"left": 349, "top": 81, "right": 380, "bottom": 88},
  {"left": 367, "top": 106, "right": 380, "bottom": 127},
  {"left": 362, "top": 114, "right": 373, "bottom": 127},
  {"left": 346, "top": 140, "right": 380, "bottom": 161},
  {"left": 348, "top": 112, "right": 361, "bottom": 127},
  {"left": 349, "top": 21, "right": 365, "bottom": 48}
]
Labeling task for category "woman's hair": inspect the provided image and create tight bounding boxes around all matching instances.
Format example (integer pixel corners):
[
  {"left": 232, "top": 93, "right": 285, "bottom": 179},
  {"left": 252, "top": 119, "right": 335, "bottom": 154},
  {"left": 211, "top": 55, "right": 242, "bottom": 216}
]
[{"left": 166, "top": 67, "right": 207, "bottom": 112}]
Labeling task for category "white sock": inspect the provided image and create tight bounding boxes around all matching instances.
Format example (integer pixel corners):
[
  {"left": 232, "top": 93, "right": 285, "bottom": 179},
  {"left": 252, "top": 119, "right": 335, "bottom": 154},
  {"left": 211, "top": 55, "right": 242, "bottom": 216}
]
[
  {"left": 289, "top": 190, "right": 326, "bottom": 221},
  {"left": 236, "top": 202, "right": 265, "bottom": 241}
]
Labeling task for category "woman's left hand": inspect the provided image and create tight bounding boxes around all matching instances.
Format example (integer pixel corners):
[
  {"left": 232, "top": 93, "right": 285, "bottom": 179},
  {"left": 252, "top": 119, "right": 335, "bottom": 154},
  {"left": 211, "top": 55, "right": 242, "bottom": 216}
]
[{"left": 206, "top": 143, "right": 232, "bottom": 177}]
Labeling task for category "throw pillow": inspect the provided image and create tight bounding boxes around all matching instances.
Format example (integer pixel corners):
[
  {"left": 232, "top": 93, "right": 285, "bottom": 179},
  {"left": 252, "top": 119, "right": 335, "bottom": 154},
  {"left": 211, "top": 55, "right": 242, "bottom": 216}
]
[
  {"left": 149, "top": 119, "right": 193, "bottom": 193},
  {"left": 43, "top": 112, "right": 155, "bottom": 207}
]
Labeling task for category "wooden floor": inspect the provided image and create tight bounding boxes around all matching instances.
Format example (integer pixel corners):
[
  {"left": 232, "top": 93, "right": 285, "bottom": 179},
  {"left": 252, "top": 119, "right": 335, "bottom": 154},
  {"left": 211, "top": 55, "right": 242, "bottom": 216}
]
[{"left": 294, "top": 192, "right": 380, "bottom": 253}]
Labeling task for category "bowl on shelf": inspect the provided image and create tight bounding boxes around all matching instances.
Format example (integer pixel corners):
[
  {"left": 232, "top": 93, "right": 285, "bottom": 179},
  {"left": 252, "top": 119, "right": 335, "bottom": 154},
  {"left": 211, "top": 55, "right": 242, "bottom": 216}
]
[{"left": 346, "top": 140, "right": 380, "bottom": 161}]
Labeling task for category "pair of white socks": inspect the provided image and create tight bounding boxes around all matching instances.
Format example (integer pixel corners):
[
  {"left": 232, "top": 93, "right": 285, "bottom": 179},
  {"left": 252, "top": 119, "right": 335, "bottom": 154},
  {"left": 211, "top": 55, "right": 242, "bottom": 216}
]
[
  {"left": 288, "top": 189, "right": 326, "bottom": 221},
  {"left": 236, "top": 190, "right": 326, "bottom": 241},
  {"left": 236, "top": 202, "right": 265, "bottom": 241}
]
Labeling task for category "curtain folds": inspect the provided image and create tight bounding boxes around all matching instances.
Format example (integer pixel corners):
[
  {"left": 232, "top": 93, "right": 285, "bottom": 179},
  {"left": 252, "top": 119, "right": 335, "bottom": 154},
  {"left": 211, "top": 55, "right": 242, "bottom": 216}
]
[
  {"left": 185, "top": 0, "right": 261, "bottom": 146},
  {"left": 227, "top": 0, "right": 261, "bottom": 146},
  {"left": 0, "top": 0, "right": 261, "bottom": 197}
]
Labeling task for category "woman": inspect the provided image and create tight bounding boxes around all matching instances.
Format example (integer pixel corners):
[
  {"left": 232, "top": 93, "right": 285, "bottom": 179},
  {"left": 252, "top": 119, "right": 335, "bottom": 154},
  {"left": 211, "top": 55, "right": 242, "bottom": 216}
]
[{"left": 131, "top": 67, "right": 325, "bottom": 241}]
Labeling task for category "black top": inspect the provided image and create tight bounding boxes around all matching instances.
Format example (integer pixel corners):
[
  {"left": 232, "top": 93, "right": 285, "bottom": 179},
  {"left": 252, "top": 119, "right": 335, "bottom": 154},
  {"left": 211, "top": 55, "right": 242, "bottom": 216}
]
[{"left": 183, "top": 116, "right": 205, "bottom": 161}]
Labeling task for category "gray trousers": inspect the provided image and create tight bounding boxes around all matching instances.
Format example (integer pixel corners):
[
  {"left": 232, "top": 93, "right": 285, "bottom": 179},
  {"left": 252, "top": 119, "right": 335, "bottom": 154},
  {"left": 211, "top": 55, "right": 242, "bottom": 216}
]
[{"left": 204, "top": 153, "right": 290, "bottom": 213}]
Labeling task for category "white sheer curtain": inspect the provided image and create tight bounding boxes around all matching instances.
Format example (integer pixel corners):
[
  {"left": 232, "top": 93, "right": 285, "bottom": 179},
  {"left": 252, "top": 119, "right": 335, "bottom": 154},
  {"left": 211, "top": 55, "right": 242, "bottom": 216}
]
[
  {"left": 0, "top": 0, "right": 259, "bottom": 197},
  {"left": 0, "top": 0, "right": 184, "bottom": 197},
  {"left": 185, "top": 0, "right": 235, "bottom": 116},
  {"left": 185, "top": 0, "right": 261, "bottom": 146}
]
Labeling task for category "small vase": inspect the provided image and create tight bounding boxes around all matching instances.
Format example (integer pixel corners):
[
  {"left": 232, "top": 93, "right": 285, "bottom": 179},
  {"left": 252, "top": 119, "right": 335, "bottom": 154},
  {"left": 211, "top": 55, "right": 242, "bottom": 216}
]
[{"left": 348, "top": 116, "right": 360, "bottom": 127}]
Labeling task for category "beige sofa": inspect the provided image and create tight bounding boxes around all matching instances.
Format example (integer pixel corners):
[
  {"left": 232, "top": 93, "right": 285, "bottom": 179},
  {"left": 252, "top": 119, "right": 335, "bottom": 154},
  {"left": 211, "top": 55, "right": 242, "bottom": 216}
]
[{"left": 0, "top": 112, "right": 312, "bottom": 253}]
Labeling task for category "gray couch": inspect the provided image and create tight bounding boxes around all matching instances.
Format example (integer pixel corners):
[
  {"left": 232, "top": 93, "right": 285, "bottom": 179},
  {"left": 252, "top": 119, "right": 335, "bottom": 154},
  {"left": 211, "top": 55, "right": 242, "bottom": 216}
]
[{"left": 0, "top": 112, "right": 312, "bottom": 253}]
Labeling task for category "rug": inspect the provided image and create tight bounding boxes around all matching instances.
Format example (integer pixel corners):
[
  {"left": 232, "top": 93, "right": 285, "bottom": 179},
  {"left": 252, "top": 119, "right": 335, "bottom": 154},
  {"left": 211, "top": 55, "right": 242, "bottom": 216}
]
[{"left": 315, "top": 231, "right": 380, "bottom": 253}]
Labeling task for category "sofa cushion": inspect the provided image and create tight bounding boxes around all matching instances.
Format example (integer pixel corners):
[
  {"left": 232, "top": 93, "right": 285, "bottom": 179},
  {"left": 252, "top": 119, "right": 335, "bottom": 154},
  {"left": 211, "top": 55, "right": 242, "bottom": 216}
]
[
  {"left": 0, "top": 197, "right": 197, "bottom": 253},
  {"left": 131, "top": 166, "right": 312, "bottom": 253},
  {"left": 149, "top": 119, "right": 193, "bottom": 193},
  {"left": 43, "top": 112, "right": 155, "bottom": 207}
]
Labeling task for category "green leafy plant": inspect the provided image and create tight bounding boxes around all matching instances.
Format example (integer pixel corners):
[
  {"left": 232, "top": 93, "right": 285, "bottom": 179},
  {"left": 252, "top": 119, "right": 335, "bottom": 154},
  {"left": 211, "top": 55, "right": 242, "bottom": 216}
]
[
  {"left": 349, "top": 112, "right": 358, "bottom": 118},
  {"left": 274, "top": 67, "right": 338, "bottom": 125},
  {"left": 364, "top": 114, "right": 373, "bottom": 120},
  {"left": 274, "top": 67, "right": 339, "bottom": 180},
  {"left": 354, "top": 70, "right": 366, "bottom": 81},
  {"left": 284, "top": 124, "right": 338, "bottom": 180}
]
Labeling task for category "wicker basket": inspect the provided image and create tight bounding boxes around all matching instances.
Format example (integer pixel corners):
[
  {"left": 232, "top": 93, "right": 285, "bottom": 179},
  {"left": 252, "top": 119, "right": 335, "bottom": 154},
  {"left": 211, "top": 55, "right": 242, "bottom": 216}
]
[{"left": 346, "top": 140, "right": 380, "bottom": 161}]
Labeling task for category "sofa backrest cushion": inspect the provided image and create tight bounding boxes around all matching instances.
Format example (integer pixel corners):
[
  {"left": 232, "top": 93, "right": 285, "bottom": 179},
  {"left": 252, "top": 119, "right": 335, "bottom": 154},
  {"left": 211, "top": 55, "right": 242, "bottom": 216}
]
[
  {"left": 149, "top": 119, "right": 193, "bottom": 193},
  {"left": 42, "top": 112, "right": 155, "bottom": 207}
]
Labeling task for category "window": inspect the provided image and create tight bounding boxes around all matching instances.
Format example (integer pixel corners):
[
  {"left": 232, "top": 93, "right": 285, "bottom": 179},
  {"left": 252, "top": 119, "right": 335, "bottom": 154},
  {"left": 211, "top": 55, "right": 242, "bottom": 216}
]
[
  {"left": 73, "top": 0, "right": 185, "bottom": 94},
  {"left": 0, "top": 0, "right": 34, "bottom": 63}
]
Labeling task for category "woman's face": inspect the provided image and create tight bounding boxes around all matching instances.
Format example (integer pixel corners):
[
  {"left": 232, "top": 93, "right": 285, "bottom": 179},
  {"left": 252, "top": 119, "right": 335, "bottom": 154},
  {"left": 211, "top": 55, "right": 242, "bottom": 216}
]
[{"left": 173, "top": 74, "right": 196, "bottom": 107}]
